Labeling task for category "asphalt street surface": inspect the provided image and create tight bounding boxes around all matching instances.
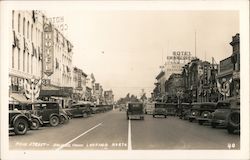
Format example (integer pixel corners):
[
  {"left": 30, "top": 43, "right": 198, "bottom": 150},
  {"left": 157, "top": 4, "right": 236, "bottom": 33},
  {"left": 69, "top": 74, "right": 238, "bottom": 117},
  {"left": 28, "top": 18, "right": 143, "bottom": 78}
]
[{"left": 9, "top": 109, "right": 240, "bottom": 150}]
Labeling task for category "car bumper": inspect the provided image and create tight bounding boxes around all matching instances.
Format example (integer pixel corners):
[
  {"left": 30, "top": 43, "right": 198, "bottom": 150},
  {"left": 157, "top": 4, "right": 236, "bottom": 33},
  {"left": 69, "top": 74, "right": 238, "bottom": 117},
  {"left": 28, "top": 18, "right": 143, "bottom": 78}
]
[
  {"left": 128, "top": 115, "right": 144, "bottom": 119},
  {"left": 210, "top": 119, "right": 227, "bottom": 125}
]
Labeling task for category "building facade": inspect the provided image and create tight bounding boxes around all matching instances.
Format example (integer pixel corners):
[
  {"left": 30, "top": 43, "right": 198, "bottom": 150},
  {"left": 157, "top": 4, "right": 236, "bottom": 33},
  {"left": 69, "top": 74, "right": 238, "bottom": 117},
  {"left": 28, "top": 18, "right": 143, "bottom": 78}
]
[
  {"left": 10, "top": 10, "right": 44, "bottom": 101},
  {"left": 217, "top": 33, "right": 240, "bottom": 101},
  {"left": 165, "top": 73, "right": 184, "bottom": 103},
  {"left": 72, "top": 67, "right": 87, "bottom": 101},
  {"left": 104, "top": 90, "right": 114, "bottom": 105},
  {"left": 155, "top": 71, "right": 166, "bottom": 101}
]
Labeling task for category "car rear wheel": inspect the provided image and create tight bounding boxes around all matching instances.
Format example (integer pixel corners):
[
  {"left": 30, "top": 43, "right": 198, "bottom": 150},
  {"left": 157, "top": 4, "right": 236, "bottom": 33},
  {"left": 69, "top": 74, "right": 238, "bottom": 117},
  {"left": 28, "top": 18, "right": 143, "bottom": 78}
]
[
  {"left": 50, "top": 116, "right": 59, "bottom": 127},
  {"left": 211, "top": 122, "right": 217, "bottom": 128},
  {"left": 60, "top": 115, "right": 66, "bottom": 124},
  {"left": 14, "top": 118, "right": 28, "bottom": 135},
  {"left": 82, "top": 112, "right": 88, "bottom": 118},
  {"left": 30, "top": 118, "right": 40, "bottom": 130},
  {"left": 198, "top": 120, "right": 204, "bottom": 125},
  {"left": 227, "top": 126, "right": 235, "bottom": 134}
]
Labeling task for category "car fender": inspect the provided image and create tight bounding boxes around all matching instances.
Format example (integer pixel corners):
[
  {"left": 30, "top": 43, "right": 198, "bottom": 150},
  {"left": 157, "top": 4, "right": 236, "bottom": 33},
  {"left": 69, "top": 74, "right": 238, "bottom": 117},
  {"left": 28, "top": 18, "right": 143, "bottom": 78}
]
[
  {"left": 31, "top": 114, "right": 43, "bottom": 125},
  {"left": 227, "top": 110, "right": 240, "bottom": 128},
  {"left": 49, "top": 113, "right": 60, "bottom": 119},
  {"left": 12, "top": 114, "right": 30, "bottom": 127},
  {"left": 60, "top": 113, "right": 68, "bottom": 120}
]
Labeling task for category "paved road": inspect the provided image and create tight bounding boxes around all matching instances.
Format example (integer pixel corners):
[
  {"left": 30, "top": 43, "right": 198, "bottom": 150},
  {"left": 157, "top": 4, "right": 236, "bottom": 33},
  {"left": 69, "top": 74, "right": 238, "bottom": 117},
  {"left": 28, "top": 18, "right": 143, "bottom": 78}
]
[{"left": 9, "top": 110, "right": 240, "bottom": 150}]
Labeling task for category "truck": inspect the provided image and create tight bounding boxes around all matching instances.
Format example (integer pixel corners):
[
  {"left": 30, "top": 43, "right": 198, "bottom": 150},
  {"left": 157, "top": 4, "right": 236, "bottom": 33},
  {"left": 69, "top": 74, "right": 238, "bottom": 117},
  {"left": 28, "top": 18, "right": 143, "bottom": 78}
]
[{"left": 126, "top": 102, "right": 144, "bottom": 120}]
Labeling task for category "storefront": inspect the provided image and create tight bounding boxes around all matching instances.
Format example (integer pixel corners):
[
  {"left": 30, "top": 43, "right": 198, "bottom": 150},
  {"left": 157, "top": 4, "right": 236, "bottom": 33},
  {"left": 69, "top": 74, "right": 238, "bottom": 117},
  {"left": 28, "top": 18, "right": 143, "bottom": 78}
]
[{"left": 39, "top": 85, "right": 73, "bottom": 108}]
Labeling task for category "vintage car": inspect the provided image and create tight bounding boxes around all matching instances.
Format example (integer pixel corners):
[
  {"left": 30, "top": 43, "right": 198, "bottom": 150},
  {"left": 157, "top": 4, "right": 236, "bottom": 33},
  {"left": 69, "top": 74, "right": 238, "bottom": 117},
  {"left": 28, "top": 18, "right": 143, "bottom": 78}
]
[
  {"left": 59, "top": 106, "right": 71, "bottom": 124},
  {"left": 23, "top": 101, "right": 61, "bottom": 127},
  {"left": 178, "top": 103, "right": 192, "bottom": 120},
  {"left": 153, "top": 102, "right": 167, "bottom": 118},
  {"left": 165, "top": 103, "right": 178, "bottom": 116},
  {"left": 9, "top": 110, "right": 33, "bottom": 135},
  {"left": 144, "top": 102, "right": 155, "bottom": 115},
  {"left": 210, "top": 101, "right": 231, "bottom": 128},
  {"left": 187, "top": 103, "right": 200, "bottom": 122},
  {"left": 65, "top": 102, "right": 92, "bottom": 118},
  {"left": 126, "top": 102, "right": 144, "bottom": 120},
  {"left": 211, "top": 98, "right": 240, "bottom": 134},
  {"left": 9, "top": 100, "right": 43, "bottom": 130},
  {"left": 195, "top": 102, "right": 217, "bottom": 125}
]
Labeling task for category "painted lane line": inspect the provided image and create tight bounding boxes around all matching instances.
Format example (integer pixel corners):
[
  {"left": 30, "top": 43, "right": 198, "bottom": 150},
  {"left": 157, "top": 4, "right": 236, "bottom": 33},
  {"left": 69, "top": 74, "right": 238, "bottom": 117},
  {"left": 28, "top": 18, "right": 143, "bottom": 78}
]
[
  {"left": 55, "top": 122, "right": 103, "bottom": 151},
  {"left": 128, "top": 119, "right": 132, "bottom": 150}
]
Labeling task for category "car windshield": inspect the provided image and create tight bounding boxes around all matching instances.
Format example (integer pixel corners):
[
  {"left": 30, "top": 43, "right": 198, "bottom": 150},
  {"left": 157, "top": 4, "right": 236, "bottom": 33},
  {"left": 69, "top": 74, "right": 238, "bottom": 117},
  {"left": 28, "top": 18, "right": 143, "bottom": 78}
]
[
  {"left": 128, "top": 104, "right": 143, "bottom": 110},
  {"left": 217, "top": 102, "right": 231, "bottom": 109},
  {"left": 155, "top": 104, "right": 165, "bottom": 108}
]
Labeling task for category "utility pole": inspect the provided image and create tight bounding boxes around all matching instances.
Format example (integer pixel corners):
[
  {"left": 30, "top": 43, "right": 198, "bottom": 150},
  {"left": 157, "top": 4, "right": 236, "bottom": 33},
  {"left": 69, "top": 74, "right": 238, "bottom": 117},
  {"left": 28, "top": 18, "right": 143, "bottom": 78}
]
[{"left": 195, "top": 30, "right": 197, "bottom": 58}]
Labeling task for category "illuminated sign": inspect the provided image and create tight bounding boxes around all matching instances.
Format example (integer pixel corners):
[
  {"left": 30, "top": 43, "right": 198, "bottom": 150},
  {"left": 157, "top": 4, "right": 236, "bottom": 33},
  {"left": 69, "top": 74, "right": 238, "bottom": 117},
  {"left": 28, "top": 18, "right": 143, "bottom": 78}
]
[{"left": 43, "top": 23, "right": 54, "bottom": 76}]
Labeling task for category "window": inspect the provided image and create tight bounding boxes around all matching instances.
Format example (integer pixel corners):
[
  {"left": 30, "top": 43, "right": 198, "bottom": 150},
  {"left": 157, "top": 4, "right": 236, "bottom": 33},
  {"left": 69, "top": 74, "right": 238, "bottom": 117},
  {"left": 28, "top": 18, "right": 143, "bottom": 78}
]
[
  {"left": 27, "top": 53, "right": 29, "bottom": 73},
  {"left": 27, "top": 21, "right": 30, "bottom": 39},
  {"left": 23, "top": 18, "right": 25, "bottom": 37},
  {"left": 23, "top": 51, "right": 25, "bottom": 72},
  {"left": 18, "top": 49, "right": 20, "bottom": 70},
  {"left": 31, "top": 24, "right": 33, "bottom": 41},
  {"left": 31, "top": 55, "right": 33, "bottom": 74},
  {"left": 12, "top": 47, "right": 14, "bottom": 68},
  {"left": 18, "top": 14, "right": 20, "bottom": 32},
  {"left": 12, "top": 11, "right": 14, "bottom": 29}
]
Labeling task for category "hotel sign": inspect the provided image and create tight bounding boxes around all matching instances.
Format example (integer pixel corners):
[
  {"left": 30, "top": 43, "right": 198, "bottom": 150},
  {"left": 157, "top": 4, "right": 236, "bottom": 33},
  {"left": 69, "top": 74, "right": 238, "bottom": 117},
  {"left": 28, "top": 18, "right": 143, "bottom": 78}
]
[{"left": 43, "top": 23, "right": 54, "bottom": 76}]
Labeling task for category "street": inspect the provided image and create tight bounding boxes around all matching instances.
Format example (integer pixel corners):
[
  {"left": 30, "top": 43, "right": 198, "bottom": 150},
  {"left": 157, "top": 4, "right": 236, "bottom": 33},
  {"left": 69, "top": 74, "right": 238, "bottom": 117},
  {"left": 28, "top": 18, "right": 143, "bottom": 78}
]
[{"left": 9, "top": 110, "right": 240, "bottom": 150}]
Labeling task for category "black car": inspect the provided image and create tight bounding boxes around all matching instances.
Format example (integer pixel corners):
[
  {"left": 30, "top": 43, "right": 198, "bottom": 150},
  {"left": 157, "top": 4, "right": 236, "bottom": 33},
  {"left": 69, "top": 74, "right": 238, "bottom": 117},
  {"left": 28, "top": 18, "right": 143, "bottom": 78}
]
[
  {"left": 196, "top": 102, "right": 217, "bottom": 125},
  {"left": 9, "top": 101, "right": 43, "bottom": 130},
  {"left": 9, "top": 110, "right": 33, "bottom": 135},
  {"left": 210, "top": 101, "right": 231, "bottom": 128},
  {"left": 211, "top": 98, "right": 240, "bottom": 134},
  {"left": 165, "top": 103, "right": 178, "bottom": 116},
  {"left": 187, "top": 103, "right": 200, "bottom": 122},
  {"left": 127, "top": 102, "right": 144, "bottom": 120},
  {"left": 153, "top": 102, "right": 167, "bottom": 118},
  {"left": 178, "top": 103, "right": 192, "bottom": 119},
  {"left": 23, "top": 102, "right": 61, "bottom": 127},
  {"left": 65, "top": 102, "right": 92, "bottom": 118}
]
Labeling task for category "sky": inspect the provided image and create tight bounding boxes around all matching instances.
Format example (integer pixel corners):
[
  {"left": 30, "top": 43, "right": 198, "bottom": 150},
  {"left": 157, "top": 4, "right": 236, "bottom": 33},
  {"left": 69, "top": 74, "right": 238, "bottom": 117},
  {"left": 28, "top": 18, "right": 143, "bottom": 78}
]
[{"left": 46, "top": 10, "right": 239, "bottom": 100}]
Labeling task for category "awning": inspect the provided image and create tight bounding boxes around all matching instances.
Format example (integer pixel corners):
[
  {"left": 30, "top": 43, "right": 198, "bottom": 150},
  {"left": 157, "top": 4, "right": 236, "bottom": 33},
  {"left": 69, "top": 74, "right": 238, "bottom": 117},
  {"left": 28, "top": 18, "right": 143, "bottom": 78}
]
[
  {"left": 9, "top": 93, "right": 31, "bottom": 104},
  {"left": 40, "top": 85, "right": 73, "bottom": 97}
]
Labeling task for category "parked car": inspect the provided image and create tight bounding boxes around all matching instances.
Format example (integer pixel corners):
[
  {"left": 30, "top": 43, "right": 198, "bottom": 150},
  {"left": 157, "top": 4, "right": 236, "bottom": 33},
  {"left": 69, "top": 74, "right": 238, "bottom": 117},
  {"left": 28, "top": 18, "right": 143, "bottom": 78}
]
[
  {"left": 23, "top": 101, "right": 61, "bottom": 127},
  {"left": 165, "top": 103, "right": 178, "bottom": 116},
  {"left": 9, "top": 110, "right": 33, "bottom": 135},
  {"left": 210, "top": 101, "right": 231, "bottom": 128},
  {"left": 126, "top": 102, "right": 144, "bottom": 120},
  {"left": 65, "top": 102, "right": 92, "bottom": 118},
  {"left": 227, "top": 106, "right": 240, "bottom": 134},
  {"left": 178, "top": 103, "right": 192, "bottom": 119},
  {"left": 153, "top": 102, "right": 167, "bottom": 118},
  {"left": 195, "top": 102, "right": 217, "bottom": 125},
  {"left": 187, "top": 103, "right": 200, "bottom": 122},
  {"left": 144, "top": 102, "right": 155, "bottom": 115},
  {"left": 59, "top": 106, "right": 71, "bottom": 124},
  {"left": 9, "top": 100, "right": 43, "bottom": 130},
  {"left": 211, "top": 98, "right": 240, "bottom": 134}
]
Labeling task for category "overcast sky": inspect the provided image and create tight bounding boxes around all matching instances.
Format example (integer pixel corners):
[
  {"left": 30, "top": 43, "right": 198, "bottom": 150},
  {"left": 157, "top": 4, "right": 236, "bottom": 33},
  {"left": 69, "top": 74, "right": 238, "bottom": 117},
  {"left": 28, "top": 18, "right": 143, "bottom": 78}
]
[{"left": 46, "top": 10, "right": 239, "bottom": 100}]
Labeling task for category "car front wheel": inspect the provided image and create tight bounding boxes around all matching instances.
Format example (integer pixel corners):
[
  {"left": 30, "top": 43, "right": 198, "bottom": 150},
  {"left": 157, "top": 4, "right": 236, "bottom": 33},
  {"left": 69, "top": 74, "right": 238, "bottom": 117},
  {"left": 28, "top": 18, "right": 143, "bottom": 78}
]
[
  {"left": 30, "top": 118, "right": 40, "bottom": 130},
  {"left": 50, "top": 116, "right": 59, "bottom": 127},
  {"left": 14, "top": 118, "right": 28, "bottom": 135}
]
